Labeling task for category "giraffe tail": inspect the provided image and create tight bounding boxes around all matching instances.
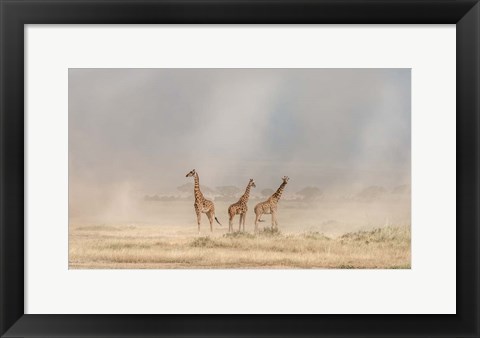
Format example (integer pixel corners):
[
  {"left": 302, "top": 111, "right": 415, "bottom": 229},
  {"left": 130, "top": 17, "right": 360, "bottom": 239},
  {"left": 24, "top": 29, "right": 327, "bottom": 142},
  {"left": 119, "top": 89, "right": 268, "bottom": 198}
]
[{"left": 215, "top": 217, "right": 222, "bottom": 226}]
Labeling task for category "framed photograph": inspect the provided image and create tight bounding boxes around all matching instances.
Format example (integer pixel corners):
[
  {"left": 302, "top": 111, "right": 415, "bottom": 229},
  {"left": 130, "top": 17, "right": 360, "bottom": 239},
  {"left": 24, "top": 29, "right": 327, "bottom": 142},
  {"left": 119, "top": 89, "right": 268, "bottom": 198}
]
[
  {"left": 68, "top": 67, "right": 412, "bottom": 270},
  {"left": 1, "top": 0, "right": 479, "bottom": 337}
]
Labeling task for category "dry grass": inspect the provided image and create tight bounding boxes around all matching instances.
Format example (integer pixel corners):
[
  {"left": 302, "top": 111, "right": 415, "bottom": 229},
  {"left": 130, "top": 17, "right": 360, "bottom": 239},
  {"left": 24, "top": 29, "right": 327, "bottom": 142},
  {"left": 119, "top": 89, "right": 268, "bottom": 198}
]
[{"left": 69, "top": 224, "right": 410, "bottom": 269}]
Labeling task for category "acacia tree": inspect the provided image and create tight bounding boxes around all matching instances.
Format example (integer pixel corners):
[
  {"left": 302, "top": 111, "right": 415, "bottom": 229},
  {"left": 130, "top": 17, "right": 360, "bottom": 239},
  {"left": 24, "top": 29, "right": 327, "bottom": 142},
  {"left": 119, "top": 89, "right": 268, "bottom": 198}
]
[
  {"left": 177, "top": 183, "right": 193, "bottom": 194},
  {"left": 216, "top": 186, "right": 241, "bottom": 198},
  {"left": 261, "top": 188, "right": 275, "bottom": 197},
  {"left": 177, "top": 183, "right": 215, "bottom": 195},
  {"left": 357, "top": 186, "right": 386, "bottom": 201},
  {"left": 297, "top": 186, "right": 322, "bottom": 201}
]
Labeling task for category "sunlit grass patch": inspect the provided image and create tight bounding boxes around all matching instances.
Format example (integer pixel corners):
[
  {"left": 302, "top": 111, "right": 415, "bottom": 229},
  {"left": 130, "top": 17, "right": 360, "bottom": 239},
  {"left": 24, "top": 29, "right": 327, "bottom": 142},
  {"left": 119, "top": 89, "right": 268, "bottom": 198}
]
[
  {"left": 340, "top": 226, "right": 410, "bottom": 243},
  {"left": 223, "top": 231, "right": 256, "bottom": 239},
  {"left": 303, "top": 231, "right": 331, "bottom": 241},
  {"left": 103, "top": 243, "right": 151, "bottom": 250},
  {"left": 70, "top": 224, "right": 411, "bottom": 269},
  {"left": 190, "top": 236, "right": 224, "bottom": 248},
  {"left": 257, "top": 227, "right": 282, "bottom": 237}
]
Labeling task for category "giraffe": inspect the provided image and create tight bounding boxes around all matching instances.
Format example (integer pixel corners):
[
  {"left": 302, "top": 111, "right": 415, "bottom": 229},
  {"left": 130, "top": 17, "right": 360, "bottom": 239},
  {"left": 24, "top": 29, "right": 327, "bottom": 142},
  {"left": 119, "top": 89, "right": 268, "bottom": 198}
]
[
  {"left": 185, "top": 169, "right": 221, "bottom": 234},
  {"left": 228, "top": 179, "right": 256, "bottom": 233},
  {"left": 254, "top": 176, "right": 289, "bottom": 233}
]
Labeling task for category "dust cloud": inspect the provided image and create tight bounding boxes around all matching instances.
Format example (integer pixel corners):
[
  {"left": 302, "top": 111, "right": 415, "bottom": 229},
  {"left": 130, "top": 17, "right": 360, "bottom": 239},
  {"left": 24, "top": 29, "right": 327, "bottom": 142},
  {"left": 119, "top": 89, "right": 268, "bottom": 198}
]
[{"left": 69, "top": 69, "right": 410, "bottom": 234}]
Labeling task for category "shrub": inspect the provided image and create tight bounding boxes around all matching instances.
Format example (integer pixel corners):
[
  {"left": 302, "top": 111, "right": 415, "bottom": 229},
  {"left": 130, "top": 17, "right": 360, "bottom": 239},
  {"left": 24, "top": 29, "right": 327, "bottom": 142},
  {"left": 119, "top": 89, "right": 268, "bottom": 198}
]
[
  {"left": 223, "top": 231, "right": 255, "bottom": 239},
  {"left": 303, "top": 231, "right": 330, "bottom": 240},
  {"left": 190, "top": 237, "right": 222, "bottom": 248},
  {"left": 258, "top": 227, "right": 282, "bottom": 237},
  {"left": 341, "top": 226, "right": 410, "bottom": 243}
]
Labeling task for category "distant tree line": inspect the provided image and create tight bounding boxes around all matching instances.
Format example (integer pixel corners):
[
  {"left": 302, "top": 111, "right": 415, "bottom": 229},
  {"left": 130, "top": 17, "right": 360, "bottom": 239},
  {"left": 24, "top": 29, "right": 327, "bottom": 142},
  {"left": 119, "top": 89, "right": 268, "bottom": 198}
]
[{"left": 144, "top": 183, "right": 410, "bottom": 202}]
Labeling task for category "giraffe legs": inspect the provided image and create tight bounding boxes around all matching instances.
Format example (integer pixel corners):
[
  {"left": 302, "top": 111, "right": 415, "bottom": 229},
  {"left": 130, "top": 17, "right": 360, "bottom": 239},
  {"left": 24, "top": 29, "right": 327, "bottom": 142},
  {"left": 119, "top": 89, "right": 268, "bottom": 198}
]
[
  {"left": 238, "top": 214, "right": 243, "bottom": 232},
  {"left": 238, "top": 213, "right": 246, "bottom": 232},
  {"left": 206, "top": 211, "right": 214, "bottom": 233},
  {"left": 228, "top": 215, "right": 233, "bottom": 233},
  {"left": 254, "top": 212, "right": 262, "bottom": 233},
  {"left": 194, "top": 205, "right": 201, "bottom": 234},
  {"left": 272, "top": 211, "right": 279, "bottom": 229}
]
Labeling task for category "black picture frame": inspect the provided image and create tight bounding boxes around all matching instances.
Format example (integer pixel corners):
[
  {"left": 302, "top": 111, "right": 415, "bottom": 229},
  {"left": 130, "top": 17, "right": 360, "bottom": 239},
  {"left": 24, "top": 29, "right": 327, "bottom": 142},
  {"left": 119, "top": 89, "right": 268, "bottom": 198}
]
[{"left": 1, "top": 1, "right": 479, "bottom": 337}]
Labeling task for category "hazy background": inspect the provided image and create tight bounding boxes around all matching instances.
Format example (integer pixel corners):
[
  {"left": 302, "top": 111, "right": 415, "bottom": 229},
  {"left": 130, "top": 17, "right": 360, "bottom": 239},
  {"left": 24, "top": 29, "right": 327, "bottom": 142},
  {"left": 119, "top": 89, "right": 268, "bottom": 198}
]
[{"left": 69, "top": 68, "right": 411, "bottom": 233}]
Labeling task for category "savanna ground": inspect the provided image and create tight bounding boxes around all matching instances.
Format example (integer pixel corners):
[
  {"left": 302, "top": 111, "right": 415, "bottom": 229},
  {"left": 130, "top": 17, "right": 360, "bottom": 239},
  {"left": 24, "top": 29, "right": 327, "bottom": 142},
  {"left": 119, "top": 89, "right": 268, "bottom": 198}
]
[{"left": 69, "top": 199, "right": 411, "bottom": 269}]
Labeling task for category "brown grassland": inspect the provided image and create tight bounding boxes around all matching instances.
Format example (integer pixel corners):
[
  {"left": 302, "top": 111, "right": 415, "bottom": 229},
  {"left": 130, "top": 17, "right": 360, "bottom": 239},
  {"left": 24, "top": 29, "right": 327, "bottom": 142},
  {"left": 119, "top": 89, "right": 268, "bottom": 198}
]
[{"left": 69, "top": 224, "right": 410, "bottom": 269}]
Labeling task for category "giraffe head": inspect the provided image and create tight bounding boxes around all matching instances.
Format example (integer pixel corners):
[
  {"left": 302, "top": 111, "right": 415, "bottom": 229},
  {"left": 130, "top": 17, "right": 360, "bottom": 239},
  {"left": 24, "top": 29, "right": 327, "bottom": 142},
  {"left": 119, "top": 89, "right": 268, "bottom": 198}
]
[
  {"left": 186, "top": 169, "right": 196, "bottom": 178},
  {"left": 249, "top": 178, "right": 256, "bottom": 188},
  {"left": 282, "top": 176, "right": 289, "bottom": 183}
]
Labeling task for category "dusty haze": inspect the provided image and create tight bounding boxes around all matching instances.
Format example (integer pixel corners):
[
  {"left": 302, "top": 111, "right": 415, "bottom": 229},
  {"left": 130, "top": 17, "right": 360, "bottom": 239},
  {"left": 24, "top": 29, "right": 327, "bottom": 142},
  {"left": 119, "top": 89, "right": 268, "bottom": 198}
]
[{"left": 69, "top": 68, "right": 410, "bottom": 234}]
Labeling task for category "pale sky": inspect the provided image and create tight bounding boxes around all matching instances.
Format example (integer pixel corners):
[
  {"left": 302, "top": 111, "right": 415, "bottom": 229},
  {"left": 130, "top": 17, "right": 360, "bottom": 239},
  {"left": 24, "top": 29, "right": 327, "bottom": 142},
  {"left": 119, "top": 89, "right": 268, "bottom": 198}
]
[{"left": 69, "top": 68, "right": 410, "bottom": 196}]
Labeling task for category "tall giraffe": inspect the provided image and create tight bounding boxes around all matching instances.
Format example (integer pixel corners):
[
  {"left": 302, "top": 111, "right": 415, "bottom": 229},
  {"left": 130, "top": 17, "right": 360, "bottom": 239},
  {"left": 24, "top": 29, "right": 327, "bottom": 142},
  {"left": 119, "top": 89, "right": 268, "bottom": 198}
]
[
  {"left": 228, "top": 179, "right": 256, "bottom": 233},
  {"left": 185, "top": 169, "right": 221, "bottom": 234},
  {"left": 254, "top": 176, "right": 289, "bottom": 233}
]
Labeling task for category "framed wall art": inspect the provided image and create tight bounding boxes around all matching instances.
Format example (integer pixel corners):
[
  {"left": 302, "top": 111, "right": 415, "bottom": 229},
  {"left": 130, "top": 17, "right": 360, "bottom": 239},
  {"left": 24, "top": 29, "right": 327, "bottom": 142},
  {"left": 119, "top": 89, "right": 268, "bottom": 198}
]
[{"left": 1, "top": 0, "right": 479, "bottom": 337}]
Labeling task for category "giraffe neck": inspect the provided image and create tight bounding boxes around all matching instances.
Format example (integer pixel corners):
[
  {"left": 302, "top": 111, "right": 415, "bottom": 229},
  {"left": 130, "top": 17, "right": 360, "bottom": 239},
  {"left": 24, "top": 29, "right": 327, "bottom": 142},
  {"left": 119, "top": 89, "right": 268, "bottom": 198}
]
[
  {"left": 193, "top": 173, "right": 204, "bottom": 202},
  {"left": 239, "top": 184, "right": 252, "bottom": 204},
  {"left": 271, "top": 182, "right": 287, "bottom": 202}
]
